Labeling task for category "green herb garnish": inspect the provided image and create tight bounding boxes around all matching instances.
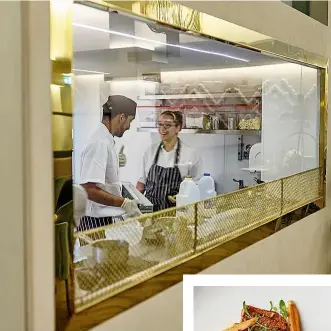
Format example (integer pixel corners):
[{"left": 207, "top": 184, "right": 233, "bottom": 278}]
[
  {"left": 269, "top": 301, "right": 278, "bottom": 312},
  {"left": 243, "top": 301, "right": 251, "bottom": 318},
  {"left": 279, "top": 299, "right": 288, "bottom": 319}
]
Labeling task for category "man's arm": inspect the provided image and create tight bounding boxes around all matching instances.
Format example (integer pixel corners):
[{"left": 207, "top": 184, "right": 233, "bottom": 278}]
[{"left": 81, "top": 183, "right": 124, "bottom": 207}]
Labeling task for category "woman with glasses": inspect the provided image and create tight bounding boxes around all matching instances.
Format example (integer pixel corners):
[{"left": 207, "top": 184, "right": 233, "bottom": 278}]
[{"left": 136, "top": 110, "right": 203, "bottom": 211}]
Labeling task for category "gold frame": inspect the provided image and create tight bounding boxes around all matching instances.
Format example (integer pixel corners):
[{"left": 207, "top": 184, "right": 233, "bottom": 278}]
[{"left": 53, "top": 0, "right": 328, "bottom": 327}]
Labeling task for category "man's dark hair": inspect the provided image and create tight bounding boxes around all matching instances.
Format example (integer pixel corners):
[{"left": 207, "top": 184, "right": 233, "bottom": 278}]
[{"left": 102, "top": 95, "right": 137, "bottom": 120}]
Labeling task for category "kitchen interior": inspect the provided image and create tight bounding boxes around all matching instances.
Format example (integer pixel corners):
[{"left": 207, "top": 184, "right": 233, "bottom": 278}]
[
  {"left": 71, "top": 3, "right": 320, "bottom": 197},
  {"left": 54, "top": 2, "right": 322, "bottom": 312}
]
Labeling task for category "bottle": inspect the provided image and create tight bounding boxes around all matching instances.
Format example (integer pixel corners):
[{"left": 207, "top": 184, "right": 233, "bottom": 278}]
[
  {"left": 198, "top": 173, "right": 216, "bottom": 209},
  {"left": 198, "top": 173, "right": 216, "bottom": 199},
  {"left": 176, "top": 176, "right": 200, "bottom": 207},
  {"left": 176, "top": 176, "right": 200, "bottom": 223}
]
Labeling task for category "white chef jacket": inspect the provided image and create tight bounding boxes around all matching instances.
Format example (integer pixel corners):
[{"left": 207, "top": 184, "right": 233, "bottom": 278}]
[
  {"left": 79, "top": 123, "right": 125, "bottom": 217},
  {"left": 139, "top": 140, "right": 203, "bottom": 184}
]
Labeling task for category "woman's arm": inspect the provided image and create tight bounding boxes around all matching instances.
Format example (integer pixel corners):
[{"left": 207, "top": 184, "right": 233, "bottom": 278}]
[
  {"left": 136, "top": 147, "right": 148, "bottom": 193},
  {"left": 136, "top": 181, "right": 146, "bottom": 193}
]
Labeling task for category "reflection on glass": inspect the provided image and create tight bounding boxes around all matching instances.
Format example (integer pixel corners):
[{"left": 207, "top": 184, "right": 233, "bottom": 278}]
[
  {"left": 72, "top": 2, "right": 320, "bottom": 210},
  {"left": 69, "top": 2, "right": 322, "bottom": 309}
]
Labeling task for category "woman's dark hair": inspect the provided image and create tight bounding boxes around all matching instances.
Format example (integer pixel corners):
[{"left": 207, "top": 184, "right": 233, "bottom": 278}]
[{"left": 160, "top": 110, "right": 183, "bottom": 129}]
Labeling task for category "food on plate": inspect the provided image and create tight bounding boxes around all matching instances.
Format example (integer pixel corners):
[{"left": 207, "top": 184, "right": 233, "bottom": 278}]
[
  {"left": 222, "top": 317, "right": 258, "bottom": 331},
  {"left": 241, "top": 302, "right": 287, "bottom": 330},
  {"left": 287, "top": 300, "right": 302, "bottom": 331},
  {"left": 222, "top": 300, "right": 301, "bottom": 331}
]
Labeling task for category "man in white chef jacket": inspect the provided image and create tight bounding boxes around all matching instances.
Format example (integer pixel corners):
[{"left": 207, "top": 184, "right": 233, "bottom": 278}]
[{"left": 76, "top": 95, "right": 142, "bottom": 231}]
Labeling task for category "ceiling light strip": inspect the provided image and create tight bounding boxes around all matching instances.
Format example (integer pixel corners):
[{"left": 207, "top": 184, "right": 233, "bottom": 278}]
[
  {"left": 73, "top": 23, "right": 249, "bottom": 63},
  {"left": 73, "top": 68, "right": 111, "bottom": 75}
]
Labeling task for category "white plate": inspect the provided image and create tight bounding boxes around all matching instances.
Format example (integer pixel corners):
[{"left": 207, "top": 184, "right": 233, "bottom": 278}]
[{"left": 194, "top": 285, "right": 331, "bottom": 331}]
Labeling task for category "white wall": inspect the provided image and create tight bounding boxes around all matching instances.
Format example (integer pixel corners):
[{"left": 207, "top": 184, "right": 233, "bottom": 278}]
[
  {"left": 0, "top": 3, "right": 25, "bottom": 331},
  {"left": 94, "top": 1, "right": 331, "bottom": 331},
  {"left": 0, "top": 2, "right": 53, "bottom": 331}
]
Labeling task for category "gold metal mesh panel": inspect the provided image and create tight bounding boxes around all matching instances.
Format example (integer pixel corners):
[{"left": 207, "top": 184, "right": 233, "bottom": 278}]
[
  {"left": 74, "top": 208, "right": 194, "bottom": 311},
  {"left": 195, "top": 179, "right": 282, "bottom": 252},
  {"left": 73, "top": 167, "right": 323, "bottom": 311},
  {"left": 282, "top": 168, "right": 322, "bottom": 213}
]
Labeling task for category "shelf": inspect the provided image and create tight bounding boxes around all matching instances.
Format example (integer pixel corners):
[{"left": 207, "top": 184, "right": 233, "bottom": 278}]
[
  {"left": 138, "top": 92, "right": 261, "bottom": 100},
  {"left": 137, "top": 128, "right": 261, "bottom": 135},
  {"left": 241, "top": 167, "right": 269, "bottom": 173}
]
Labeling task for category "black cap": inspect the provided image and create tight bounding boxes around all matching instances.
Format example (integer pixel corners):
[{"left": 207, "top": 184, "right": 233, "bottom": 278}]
[{"left": 102, "top": 95, "right": 137, "bottom": 117}]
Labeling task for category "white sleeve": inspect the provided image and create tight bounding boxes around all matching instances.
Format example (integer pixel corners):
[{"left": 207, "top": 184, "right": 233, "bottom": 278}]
[
  {"left": 80, "top": 141, "right": 108, "bottom": 186},
  {"left": 190, "top": 151, "right": 203, "bottom": 183},
  {"left": 137, "top": 150, "right": 147, "bottom": 184}
]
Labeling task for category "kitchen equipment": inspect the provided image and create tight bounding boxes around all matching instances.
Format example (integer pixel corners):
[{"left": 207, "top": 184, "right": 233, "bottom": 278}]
[
  {"left": 227, "top": 116, "right": 236, "bottom": 130},
  {"left": 105, "top": 220, "right": 144, "bottom": 246},
  {"left": 249, "top": 142, "right": 262, "bottom": 171},
  {"left": 254, "top": 177, "right": 264, "bottom": 184},
  {"left": 93, "top": 239, "right": 129, "bottom": 265},
  {"left": 143, "top": 216, "right": 176, "bottom": 244},
  {"left": 122, "top": 181, "right": 153, "bottom": 213},
  {"left": 233, "top": 178, "right": 246, "bottom": 190},
  {"left": 185, "top": 113, "right": 203, "bottom": 129},
  {"left": 78, "top": 237, "right": 129, "bottom": 266},
  {"left": 202, "top": 114, "right": 212, "bottom": 130},
  {"left": 143, "top": 216, "right": 192, "bottom": 256},
  {"left": 211, "top": 115, "right": 220, "bottom": 130}
]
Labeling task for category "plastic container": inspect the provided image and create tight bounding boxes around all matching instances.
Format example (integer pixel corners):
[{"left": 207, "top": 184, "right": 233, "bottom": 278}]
[
  {"left": 176, "top": 177, "right": 200, "bottom": 207},
  {"left": 198, "top": 173, "right": 216, "bottom": 200},
  {"left": 238, "top": 113, "right": 261, "bottom": 130}
]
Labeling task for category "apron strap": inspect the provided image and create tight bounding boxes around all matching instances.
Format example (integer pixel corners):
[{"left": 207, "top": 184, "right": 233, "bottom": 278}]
[
  {"left": 174, "top": 138, "right": 181, "bottom": 167},
  {"left": 153, "top": 139, "right": 181, "bottom": 166},
  {"left": 153, "top": 142, "right": 163, "bottom": 165}
]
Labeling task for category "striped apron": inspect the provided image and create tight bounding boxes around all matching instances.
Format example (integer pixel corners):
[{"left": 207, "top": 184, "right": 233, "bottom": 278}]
[
  {"left": 75, "top": 215, "right": 124, "bottom": 232},
  {"left": 145, "top": 139, "right": 182, "bottom": 212}
]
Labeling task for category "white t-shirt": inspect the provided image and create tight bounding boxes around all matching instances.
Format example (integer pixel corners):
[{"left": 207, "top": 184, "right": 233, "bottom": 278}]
[
  {"left": 138, "top": 140, "right": 203, "bottom": 184},
  {"left": 79, "top": 123, "right": 125, "bottom": 217}
]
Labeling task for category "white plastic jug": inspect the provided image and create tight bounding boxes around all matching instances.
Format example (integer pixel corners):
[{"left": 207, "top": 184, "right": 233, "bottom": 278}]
[
  {"left": 176, "top": 176, "right": 200, "bottom": 207},
  {"left": 198, "top": 173, "right": 216, "bottom": 200}
]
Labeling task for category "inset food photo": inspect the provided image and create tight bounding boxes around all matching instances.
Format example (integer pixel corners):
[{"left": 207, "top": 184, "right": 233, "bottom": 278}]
[{"left": 184, "top": 275, "right": 331, "bottom": 331}]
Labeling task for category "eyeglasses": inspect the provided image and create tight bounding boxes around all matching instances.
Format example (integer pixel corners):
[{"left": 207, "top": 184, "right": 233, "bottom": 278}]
[{"left": 156, "top": 122, "right": 177, "bottom": 130}]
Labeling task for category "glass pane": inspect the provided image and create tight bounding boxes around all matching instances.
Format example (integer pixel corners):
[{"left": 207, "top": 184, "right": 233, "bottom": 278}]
[{"left": 69, "top": 2, "right": 323, "bottom": 311}]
